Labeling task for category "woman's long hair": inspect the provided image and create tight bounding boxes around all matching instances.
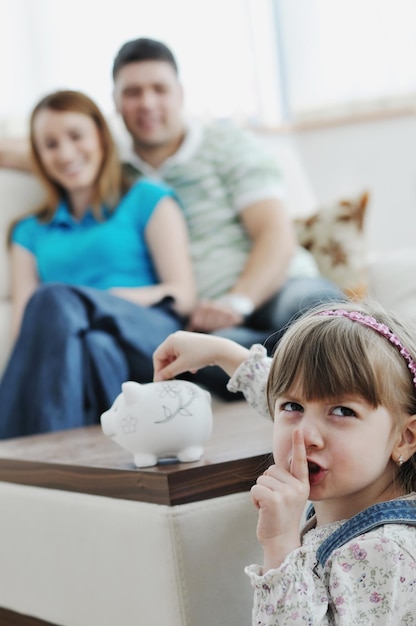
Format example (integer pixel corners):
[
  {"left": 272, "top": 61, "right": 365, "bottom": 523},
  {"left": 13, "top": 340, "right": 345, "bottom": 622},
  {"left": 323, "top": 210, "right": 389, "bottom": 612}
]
[{"left": 8, "top": 89, "right": 124, "bottom": 243}]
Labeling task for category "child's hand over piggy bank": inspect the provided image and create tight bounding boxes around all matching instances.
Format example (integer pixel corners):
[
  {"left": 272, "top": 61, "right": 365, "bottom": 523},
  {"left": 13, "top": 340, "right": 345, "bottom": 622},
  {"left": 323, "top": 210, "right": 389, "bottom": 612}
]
[{"left": 100, "top": 380, "right": 213, "bottom": 467}]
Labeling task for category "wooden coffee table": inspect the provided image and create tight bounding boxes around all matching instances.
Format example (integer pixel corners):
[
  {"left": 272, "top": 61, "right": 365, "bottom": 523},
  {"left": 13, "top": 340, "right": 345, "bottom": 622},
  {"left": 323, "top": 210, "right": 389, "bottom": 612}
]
[{"left": 0, "top": 401, "right": 272, "bottom": 626}]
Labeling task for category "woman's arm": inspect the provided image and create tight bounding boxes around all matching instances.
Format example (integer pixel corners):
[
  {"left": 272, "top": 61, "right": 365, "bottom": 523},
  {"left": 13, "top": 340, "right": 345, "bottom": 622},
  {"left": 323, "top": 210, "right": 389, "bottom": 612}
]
[
  {"left": 111, "top": 196, "right": 196, "bottom": 316},
  {"left": 145, "top": 196, "right": 195, "bottom": 315},
  {"left": 9, "top": 244, "right": 39, "bottom": 339}
]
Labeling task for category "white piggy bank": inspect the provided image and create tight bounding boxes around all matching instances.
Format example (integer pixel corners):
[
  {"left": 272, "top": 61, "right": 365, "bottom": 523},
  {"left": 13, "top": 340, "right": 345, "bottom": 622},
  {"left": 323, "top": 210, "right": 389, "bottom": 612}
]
[{"left": 100, "top": 380, "right": 213, "bottom": 467}]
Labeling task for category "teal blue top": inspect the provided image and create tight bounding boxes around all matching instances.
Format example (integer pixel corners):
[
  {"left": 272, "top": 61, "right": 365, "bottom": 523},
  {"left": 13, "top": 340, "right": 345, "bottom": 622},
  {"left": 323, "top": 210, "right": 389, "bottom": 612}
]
[{"left": 11, "top": 179, "right": 176, "bottom": 290}]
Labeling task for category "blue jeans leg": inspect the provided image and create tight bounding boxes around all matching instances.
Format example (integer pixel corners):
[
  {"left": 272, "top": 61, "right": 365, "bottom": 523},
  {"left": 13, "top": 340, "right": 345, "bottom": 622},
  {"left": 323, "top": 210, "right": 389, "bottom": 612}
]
[
  {"left": 83, "top": 330, "right": 130, "bottom": 418},
  {"left": 0, "top": 283, "right": 183, "bottom": 438}
]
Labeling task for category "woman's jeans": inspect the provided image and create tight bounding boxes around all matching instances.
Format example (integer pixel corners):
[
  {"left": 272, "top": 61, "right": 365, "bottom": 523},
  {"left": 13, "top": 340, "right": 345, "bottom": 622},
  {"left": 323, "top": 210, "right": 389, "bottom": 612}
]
[{"left": 0, "top": 284, "right": 184, "bottom": 439}]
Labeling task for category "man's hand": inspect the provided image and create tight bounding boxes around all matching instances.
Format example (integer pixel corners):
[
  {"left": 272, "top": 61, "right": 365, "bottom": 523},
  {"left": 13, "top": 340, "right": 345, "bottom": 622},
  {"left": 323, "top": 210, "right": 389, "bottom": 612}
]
[{"left": 188, "top": 300, "right": 243, "bottom": 332}]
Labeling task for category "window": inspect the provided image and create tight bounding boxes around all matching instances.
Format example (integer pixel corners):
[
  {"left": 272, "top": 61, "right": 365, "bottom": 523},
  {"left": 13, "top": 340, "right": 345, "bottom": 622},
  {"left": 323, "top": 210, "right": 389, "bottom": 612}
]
[
  {"left": 0, "top": 0, "right": 280, "bottom": 126},
  {"left": 0, "top": 0, "right": 415, "bottom": 130},
  {"left": 275, "top": 0, "right": 416, "bottom": 122}
]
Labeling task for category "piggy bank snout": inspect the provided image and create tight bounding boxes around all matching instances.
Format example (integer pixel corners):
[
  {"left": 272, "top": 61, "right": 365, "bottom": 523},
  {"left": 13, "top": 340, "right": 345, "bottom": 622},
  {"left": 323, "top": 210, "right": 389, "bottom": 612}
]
[{"left": 100, "top": 411, "right": 116, "bottom": 437}]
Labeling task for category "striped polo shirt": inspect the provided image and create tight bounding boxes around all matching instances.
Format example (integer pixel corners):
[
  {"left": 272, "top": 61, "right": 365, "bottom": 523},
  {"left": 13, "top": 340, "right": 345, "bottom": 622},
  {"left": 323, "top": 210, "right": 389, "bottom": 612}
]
[{"left": 118, "top": 119, "right": 318, "bottom": 300}]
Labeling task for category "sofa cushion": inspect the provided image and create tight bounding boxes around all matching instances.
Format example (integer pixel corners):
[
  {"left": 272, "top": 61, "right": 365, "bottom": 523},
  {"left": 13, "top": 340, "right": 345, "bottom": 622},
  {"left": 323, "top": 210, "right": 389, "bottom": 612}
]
[
  {"left": 368, "top": 249, "right": 416, "bottom": 322},
  {"left": 294, "top": 191, "right": 369, "bottom": 297}
]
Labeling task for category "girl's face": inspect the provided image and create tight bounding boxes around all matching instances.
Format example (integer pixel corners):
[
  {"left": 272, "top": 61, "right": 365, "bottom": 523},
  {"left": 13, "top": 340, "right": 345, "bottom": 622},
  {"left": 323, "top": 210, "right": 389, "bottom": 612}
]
[
  {"left": 33, "top": 109, "right": 103, "bottom": 196},
  {"left": 272, "top": 390, "right": 402, "bottom": 519}
]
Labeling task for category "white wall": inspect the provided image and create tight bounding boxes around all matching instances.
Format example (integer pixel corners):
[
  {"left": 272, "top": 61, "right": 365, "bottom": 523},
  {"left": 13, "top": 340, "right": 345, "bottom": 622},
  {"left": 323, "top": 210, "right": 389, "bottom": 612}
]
[{"left": 261, "top": 113, "right": 416, "bottom": 257}]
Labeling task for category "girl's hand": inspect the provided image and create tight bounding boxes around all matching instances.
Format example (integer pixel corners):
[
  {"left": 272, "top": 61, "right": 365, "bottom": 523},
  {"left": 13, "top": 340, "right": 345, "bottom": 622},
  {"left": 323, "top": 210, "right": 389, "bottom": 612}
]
[
  {"left": 251, "top": 429, "right": 310, "bottom": 571},
  {"left": 153, "top": 331, "right": 213, "bottom": 380},
  {"left": 153, "top": 331, "right": 250, "bottom": 382}
]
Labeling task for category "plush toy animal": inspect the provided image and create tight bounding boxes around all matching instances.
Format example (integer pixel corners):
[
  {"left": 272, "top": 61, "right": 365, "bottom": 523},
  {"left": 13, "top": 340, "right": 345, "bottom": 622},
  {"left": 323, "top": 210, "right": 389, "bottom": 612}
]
[{"left": 100, "top": 380, "right": 213, "bottom": 467}]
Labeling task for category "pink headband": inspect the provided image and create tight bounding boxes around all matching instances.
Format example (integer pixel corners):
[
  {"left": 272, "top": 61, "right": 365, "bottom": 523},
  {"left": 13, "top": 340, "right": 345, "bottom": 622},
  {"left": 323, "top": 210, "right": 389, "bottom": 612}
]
[{"left": 318, "top": 309, "right": 416, "bottom": 390}]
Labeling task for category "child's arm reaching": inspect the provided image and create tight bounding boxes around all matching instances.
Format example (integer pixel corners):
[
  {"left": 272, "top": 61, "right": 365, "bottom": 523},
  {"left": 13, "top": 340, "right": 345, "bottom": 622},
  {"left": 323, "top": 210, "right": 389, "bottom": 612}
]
[
  {"left": 153, "top": 331, "right": 250, "bottom": 381},
  {"left": 153, "top": 331, "right": 273, "bottom": 417}
]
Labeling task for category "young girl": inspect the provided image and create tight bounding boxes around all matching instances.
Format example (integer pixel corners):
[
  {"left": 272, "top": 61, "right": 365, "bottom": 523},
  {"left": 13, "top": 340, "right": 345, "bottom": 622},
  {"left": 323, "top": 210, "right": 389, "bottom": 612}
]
[
  {"left": 0, "top": 89, "right": 195, "bottom": 439},
  {"left": 153, "top": 300, "right": 416, "bottom": 624}
]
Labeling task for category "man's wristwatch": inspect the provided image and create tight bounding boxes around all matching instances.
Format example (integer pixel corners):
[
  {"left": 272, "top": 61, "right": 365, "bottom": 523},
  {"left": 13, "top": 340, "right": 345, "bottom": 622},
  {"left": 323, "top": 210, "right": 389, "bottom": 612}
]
[{"left": 217, "top": 294, "right": 255, "bottom": 317}]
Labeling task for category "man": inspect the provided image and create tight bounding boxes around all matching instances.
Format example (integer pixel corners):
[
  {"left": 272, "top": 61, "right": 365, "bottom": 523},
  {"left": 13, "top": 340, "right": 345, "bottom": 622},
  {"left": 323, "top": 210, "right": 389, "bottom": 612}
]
[
  {"left": 0, "top": 38, "right": 342, "bottom": 398},
  {"left": 111, "top": 39, "right": 341, "bottom": 394}
]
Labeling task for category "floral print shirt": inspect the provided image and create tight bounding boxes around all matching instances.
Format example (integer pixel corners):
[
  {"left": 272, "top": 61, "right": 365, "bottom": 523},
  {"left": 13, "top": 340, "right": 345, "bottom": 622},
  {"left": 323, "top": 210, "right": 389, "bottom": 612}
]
[
  {"left": 227, "top": 343, "right": 271, "bottom": 418},
  {"left": 245, "top": 515, "right": 416, "bottom": 625},
  {"left": 227, "top": 345, "right": 416, "bottom": 625}
]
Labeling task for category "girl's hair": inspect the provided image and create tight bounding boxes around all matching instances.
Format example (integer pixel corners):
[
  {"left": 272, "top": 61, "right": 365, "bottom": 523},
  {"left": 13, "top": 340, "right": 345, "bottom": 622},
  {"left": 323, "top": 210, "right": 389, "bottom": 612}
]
[
  {"left": 266, "top": 299, "right": 416, "bottom": 493},
  {"left": 8, "top": 89, "right": 124, "bottom": 244}
]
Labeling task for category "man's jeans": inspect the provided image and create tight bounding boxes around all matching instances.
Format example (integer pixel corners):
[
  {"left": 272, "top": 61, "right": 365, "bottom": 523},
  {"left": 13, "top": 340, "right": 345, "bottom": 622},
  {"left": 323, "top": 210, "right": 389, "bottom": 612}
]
[{"left": 0, "top": 284, "right": 183, "bottom": 439}]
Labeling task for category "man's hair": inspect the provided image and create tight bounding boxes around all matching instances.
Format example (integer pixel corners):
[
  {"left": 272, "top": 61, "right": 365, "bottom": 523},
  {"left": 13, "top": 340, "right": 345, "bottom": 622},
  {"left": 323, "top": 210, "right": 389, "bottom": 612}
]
[{"left": 112, "top": 37, "right": 178, "bottom": 79}]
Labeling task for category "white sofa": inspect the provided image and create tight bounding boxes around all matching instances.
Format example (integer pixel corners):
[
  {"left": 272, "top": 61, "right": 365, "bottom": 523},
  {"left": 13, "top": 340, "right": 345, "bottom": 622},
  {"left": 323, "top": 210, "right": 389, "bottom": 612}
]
[
  {"left": 0, "top": 170, "right": 45, "bottom": 373},
  {"left": 0, "top": 473, "right": 264, "bottom": 626}
]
